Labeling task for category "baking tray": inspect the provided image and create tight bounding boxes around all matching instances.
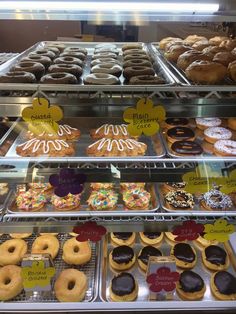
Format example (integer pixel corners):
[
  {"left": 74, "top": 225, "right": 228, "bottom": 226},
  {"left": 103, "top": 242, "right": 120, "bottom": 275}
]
[
  {"left": 4, "top": 118, "right": 166, "bottom": 162},
  {"left": 0, "top": 186, "right": 12, "bottom": 213},
  {"left": 0, "top": 233, "right": 99, "bottom": 303},
  {"left": 0, "top": 41, "right": 176, "bottom": 88},
  {"left": 100, "top": 233, "right": 236, "bottom": 302},
  {"left": 150, "top": 43, "right": 236, "bottom": 87},
  {"left": 6, "top": 182, "right": 159, "bottom": 217},
  {"left": 158, "top": 183, "right": 236, "bottom": 215}
]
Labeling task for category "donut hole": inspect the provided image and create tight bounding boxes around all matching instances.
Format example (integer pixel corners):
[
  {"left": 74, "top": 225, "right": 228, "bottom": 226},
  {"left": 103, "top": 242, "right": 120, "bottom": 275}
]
[
  {"left": 8, "top": 246, "right": 15, "bottom": 253},
  {"left": 73, "top": 246, "right": 80, "bottom": 253},
  {"left": 67, "top": 280, "right": 76, "bottom": 290},
  {"left": 4, "top": 277, "right": 11, "bottom": 285},
  {"left": 43, "top": 244, "right": 49, "bottom": 250}
]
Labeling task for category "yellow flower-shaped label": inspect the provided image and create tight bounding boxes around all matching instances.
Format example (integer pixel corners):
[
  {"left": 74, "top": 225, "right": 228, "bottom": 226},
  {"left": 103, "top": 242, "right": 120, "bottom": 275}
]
[
  {"left": 21, "top": 260, "right": 55, "bottom": 290},
  {"left": 204, "top": 219, "right": 235, "bottom": 242},
  {"left": 22, "top": 97, "right": 63, "bottom": 135},
  {"left": 123, "top": 98, "right": 165, "bottom": 136},
  {"left": 221, "top": 169, "right": 236, "bottom": 194}
]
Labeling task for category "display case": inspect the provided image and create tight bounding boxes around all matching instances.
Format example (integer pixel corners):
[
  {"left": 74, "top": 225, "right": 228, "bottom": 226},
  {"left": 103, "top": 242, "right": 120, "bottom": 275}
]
[{"left": 0, "top": 1, "right": 236, "bottom": 312}]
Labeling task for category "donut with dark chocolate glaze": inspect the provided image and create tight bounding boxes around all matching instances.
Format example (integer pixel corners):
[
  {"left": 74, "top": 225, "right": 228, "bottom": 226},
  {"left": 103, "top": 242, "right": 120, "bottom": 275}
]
[
  {"left": 54, "top": 56, "right": 83, "bottom": 67},
  {"left": 11, "top": 61, "right": 45, "bottom": 80},
  {"left": 60, "top": 52, "right": 86, "bottom": 61},
  {"left": 0, "top": 71, "right": 36, "bottom": 83},
  {"left": 123, "top": 59, "right": 152, "bottom": 68},
  {"left": 211, "top": 271, "right": 236, "bottom": 300},
  {"left": 165, "top": 118, "right": 189, "bottom": 129},
  {"left": 171, "top": 243, "right": 196, "bottom": 268},
  {"left": 40, "top": 72, "right": 77, "bottom": 84},
  {"left": 138, "top": 246, "right": 162, "bottom": 271},
  {"left": 123, "top": 66, "right": 155, "bottom": 80},
  {"left": 129, "top": 75, "right": 165, "bottom": 85},
  {"left": 171, "top": 140, "right": 203, "bottom": 156},
  {"left": 48, "top": 63, "right": 83, "bottom": 79},
  {"left": 110, "top": 272, "right": 138, "bottom": 301},
  {"left": 167, "top": 126, "right": 195, "bottom": 143},
  {"left": 124, "top": 53, "right": 150, "bottom": 61},
  {"left": 22, "top": 55, "right": 52, "bottom": 69},
  {"left": 64, "top": 47, "right": 87, "bottom": 55},
  {"left": 109, "top": 245, "right": 135, "bottom": 270},
  {"left": 177, "top": 270, "right": 206, "bottom": 300}
]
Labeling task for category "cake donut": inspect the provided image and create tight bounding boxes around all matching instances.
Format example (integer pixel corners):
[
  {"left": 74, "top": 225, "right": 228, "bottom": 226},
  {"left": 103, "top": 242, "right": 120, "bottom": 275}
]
[
  {"left": 214, "top": 140, "right": 236, "bottom": 156},
  {"left": 122, "top": 188, "right": 151, "bottom": 210},
  {"left": 120, "top": 183, "right": 145, "bottom": 191},
  {"left": 54, "top": 56, "right": 83, "bottom": 67},
  {"left": 122, "top": 43, "right": 143, "bottom": 51},
  {"left": 46, "top": 46, "right": 60, "bottom": 56},
  {"left": 87, "top": 138, "right": 147, "bottom": 157},
  {"left": 64, "top": 47, "right": 87, "bottom": 55},
  {"left": 90, "top": 124, "right": 131, "bottom": 140},
  {"left": 87, "top": 189, "right": 118, "bottom": 210},
  {"left": 204, "top": 127, "right": 232, "bottom": 144},
  {"left": 29, "top": 49, "right": 55, "bottom": 60},
  {"left": 22, "top": 55, "right": 52, "bottom": 69},
  {"left": 123, "top": 48, "right": 146, "bottom": 56},
  {"left": 171, "top": 140, "right": 203, "bottom": 156},
  {"left": 165, "top": 118, "right": 189, "bottom": 129},
  {"left": 16, "top": 138, "right": 75, "bottom": 157},
  {"left": 0, "top": 239, "right": 27, "bottom": 266},
  {"left": 62, "top": 237, "right": 91, "bottom": 265},
  {"left": 138, "top": 246, "right": 162, "bottom": 271},
  {"left": 45, "top": 43, "right": 65, "bottom": 53},
  {"left": 40, "top": 72, "right": 78, "bottom": 84},
  {"left": 202, "top": 245, "right": 229, "bottom": 271},
  {"left": 139, "top": 232, "right": 164, "bottom": 246},
  {"left": 16, "top": 190, "right": 47, "bottom": 211},
  {"left": 211, "top": 271, "right": 236, "bottom": 300},
  {"left": 48, "top": 64, "right": 83, "bottom": 79},
  {"left": 123, "top": 66, "right": 155, "bottom": 80},
  {"left": 95, "top": 47, "right": 119, "bottom": 55},
  {"left": 123, "top": 59, "right": 152, "bottom": 68},
  {"left": 10, "top": 233, "right": 32, "bottom": 239},
  {"left": 110, "top": 272, "right": 138, "bottom": 302},
  {"left": 196, "top": 117, "right": 221, "bottom": 130},
  {"left": 51, "top": 193, "right": 81, "bottom": 211},
  {"left": 60, "top": 51, "right": 86, "bottom": 61},
  {"left": 171, "top": 243, "right": 197, "bottom": 269},
  {"left": 31, "top": 235, "right": 59, "bottom": 259},
  {"left": 124, "top": 53, "right": 150, "bottom": 61},
  {"left": 91, "top": 58, "right": 121, "bottom": 66},
  {"left": 200, "top": 188, "right": 233, "bottom": 211},
  {"left": 111, "top": 232, "right": 136, "bottom": 246},
  {"left": 54, "top": 269, "right": 87, "bottom": 302},
  {"left": 0, "top": 71, "right": 36, "bottom": 83},
  {"left": 165, "top": 190, "right": 194, "bottom": 210},
  {"left": 109, "top": 245, "right": 136, "bottom": 270},
  {"left": 176, "top": 270, "right": 206, "bottom": 300},
  {"left": 91, "top": 63, "right": 122, "bottom": 77},
  {"left": 0, "top": 265, "right": 23, "bottom": 301},
  {"left": 11, "top": 61, "right": 45, "bottom": 80},
  {"left": 90, "top": 182, "right": 114, "bottom": 190},
  {"left": 83, "top": 73, "right": 120, "bottom": 85},
  {"left": 129, "top": 75, "right": 165, "bottom": 85},
  {"left": 166, "top": 126, "right": 195, "bottom": 143}
]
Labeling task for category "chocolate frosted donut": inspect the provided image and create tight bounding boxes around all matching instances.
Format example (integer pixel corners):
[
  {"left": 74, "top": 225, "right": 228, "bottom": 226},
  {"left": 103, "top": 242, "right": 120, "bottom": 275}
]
[
  {"left": 91, "top": 63, "right": 122, "bottom": 77},
  {"left": 46, "top": 46, "right": 60, "bottom": 56},
  {"left": 138, "top": 246, "right": 162, "bottom": 266},
  {"left": 45, "top": 43, "right": 65, "bottom": 52},
  {"left": 124, "top": 53, "right": 150, "bottom": 61},
  {"left": 113, "top": 233, "right": 133, "bottom": 240},
  {"left": 111, "top": 272, "right": 136, "bottom": 297},
  {"left": 123, "top": 49, "right": 146, "bottom": 56},
  {"left": 48, "top": 64, "right": 83, "bottom": 79},
  {"left": 179, "top": 270, "right": 204, "bottom": 293},
  {"left": 123, "top": 59, "right": 152, "bottom": 68},
  {"left": 123, "top": 66, "right": 155, "bottom": 80},
  {"left": 54, "top": 56, "right": 83, "bottom": 67},
  {"left": 165, "top": 190, "right": 194, "bottom": 210},
  {"left": 60, "top": 52, "right": 86, "bottom": 61},
  {"left": 11, "top": 61, "right": 45, "bottom": 80},
  {"left": 29, "top": 49, "right": 56, "bottom": 60},
  {"left": 40, "top": 72, "right": 77, "bottom": 84},
  {"left": 214, "top": 271, "right": 236, "bottom": 295},
  {"left": 165, "top": 118, "right": 189, "bottom": 128},
  {"left": 22, "top": 55, "right": 52, "bottom": 69},
  {"left": 143, "top": 232, "right": 161, "bottom": 239},
  {"left": 205, "top": 245, "right": 227, "bottom": 266},
  {"left": 0, "top": 71, "right": 36, "bottom": 83},
  {"left": 173, "top": 243, "right": 196, "bottom": 263},
  {"left": 111, "top": 245, "right": 134, "bottom": 265},
  {"left": 84, "top": 73, "right": 119, "bottom": 85},
  {"left": 167, "top": 126, "right": 195, "bottom": 143},
  {"left": 129, "top": 75, "right": 165, "bottom": 85},
  {"left": 91, "top": 58, "right": 121, "bottom": 67},
  {"left": 171, "top": 140, "right": 203, "bottom": 156},
  {"left": 64, "top": 47, "right": 87, "bottom": 55},
  {"left": 92, "top": 52, "right": 117, "bottom": 60}
]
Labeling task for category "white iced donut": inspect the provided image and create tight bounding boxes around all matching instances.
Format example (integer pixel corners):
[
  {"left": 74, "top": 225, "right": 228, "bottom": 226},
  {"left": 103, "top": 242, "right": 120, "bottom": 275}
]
[
  {"left": 196, "top": 118, "right": 221, "bottom": 130},
  {"left": 204, "top": 127, "right": 232, "bottom": 144},
  {"left": 214, "top": 140, "right": 236, "bottom": 156}
]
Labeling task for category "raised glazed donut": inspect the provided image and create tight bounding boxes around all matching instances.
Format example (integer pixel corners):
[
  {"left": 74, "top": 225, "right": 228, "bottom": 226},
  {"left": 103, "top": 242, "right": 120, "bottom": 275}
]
[
  {"left": 123, "top": 66, "right": 155, "bottom": 80},
  {"left": 0, "top": 239, "right": 27, "bottom": 266},
  {"left": 129, "top": 75, "right": 165, "bottom": 85},
  {"left": 0, "top": 265, "right": 23, "bottom": 301},
  {"left": 220, "top": 39, "right": 236, "bottom": 51},
  {"left": 48, "top": 63, "right": 83, "bottom": 79},
  {"left": 22, "top": 55, "right": 51, "bottom": 69},
  {"left": 213, "top": 52, "right": 236, "bottom": 66},
  {"left": 123, "top": 59, "right": 152, "bottom": 68},
  {"left": 54, "top": 269, "right": 87, "bottom": 302},
  {"left": 11, "top": 61, "right": 45, "bottom": 80},
  {"left": 192, "top": 40, "right": 211, "bottom": 51},
  {"left": 228, "top": 60, "right": 236, "bottom": 81},
  {"left": 184, "top": 35, "right": 207, "bottom": 46},
  {"left": 31, "top": 235, "right": 59, "bottom": 259},
  {"left": 159, "top": 37, "right": 182, "bottom": 50},
  {"left": 54, "top": 56, "right": 83, "bottom": 67},
  {"left": 209, "top": 36, "right": 228, "bottom": 46},
  {"left": 62, "top": 237, "right": 91, "bottom": 265},
  {"left": 202, "top": 46, "right": 227, "bottom": 58},
  {"left": 83, "top": 73, "right": 120, "bottom": 85},
  {"left": 91, "top": 63, "right": 122, "bottom": 77},
  {"left": 0, "top": 71, "right": 36, "bottom": 83},
  {"left": 40, "top": 72, "right": 78, "bottom": 84},
  {"left": 185, "top": 61, "right": 227, "bottom": 84},
  {"left": 165, "top": 44, "right": 193, "bottom": 62},
  {"left": 177, "top": 50, "right": 212, "bottom": 71}
]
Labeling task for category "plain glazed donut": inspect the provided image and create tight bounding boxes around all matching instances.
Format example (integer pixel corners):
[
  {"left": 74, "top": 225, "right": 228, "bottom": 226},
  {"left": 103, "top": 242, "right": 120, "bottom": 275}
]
[
  {"left": 123, "top": 59, "right": 152, "bottom": 68},
  {"left": 40, "top": 72, "right": 78, "bottom": 84},
  {"left": 54, "top": 56, "right": 83, "bottom": 67},
  {"left": 84, "top": 73, "right": 119, "bottom": 85},
  {"left": 159, "top": 37, "right": 182, "bottom": 50},
  {"left": 60, "top": 51, "right": 86, "bottom": 61},
  {"left": 129, "top": 75, "right": 165, "bottom": 85},
  {"left": 31, "top": 235, "right": 59, "bottom": 259},
  {"left": 10, "top": 233, "right": 32, "bottom": 239},
  {"left": 64, "top": 47, "right": 87, "bottom": 55},
  {"left": 29, "top": 49, "right": 55, "bottom": 60},
  {"left": 91, "top": 58, "right": 121, "bottom": 66},
  {"left": 62, "top": 237, "right": 91, "bottom": 265},
  {"left": 220, "top": 39, "right": 236, "bottom": 51},
  {"left": 177, "top": 50, "right": 212, "bottom": 71},
  {"left": 164, "top": 40, "right": 185, "bottom": 52},
  {"left": 92, "top": 52, "right": 117, "bottom": 60},
  {"left": 54, "top": 268, "right": 87, "bottom": 302},
  {"left": 0, "top": 71, "right": 36, "bottom": 83},
  {"left": 165, "top": 44, "right": 193, "bottom": 62},
  {"left": 213, "top": 52, "right": 236, "bottom": 67},
  {"left": 91, "top": 63, "right": 122, "bottom": 77},
  {"left": 11, "top": 61, "right": 45, "bottom": 80},
  {"left": 192, "top": 40, "right": 211, "bottom": 51},
  {"left": 202, "top": 45, "right": 227, "bottom": 58},
  {"left": 123, "top": 66, "right": 155, "bottom": 80},
  {"left": 185, "top": 61, "right": 227, "bottom": 84},
  {"left": 22, "top": 55, "right": 51, "bottom": 69},
  {"left": 124, "top": 53, "right": 150, "bottom": 61},
  {"left": 48, "top": 64, "right": 83, "bottom": 79},
  {"left": 209, "top": 36, "right": 228, "bottom": 46},
  {"left": 0, "top": 239, "right": 27, "bottom": 266},
  {"left": 184, "top": 35, "right": 207, "bottom": 46},
  {"left": 0, "top": 265, "right": 23, "bottom": 301},
  {"left": 228, "top": 60, "right": 236, "bottom": 81}
]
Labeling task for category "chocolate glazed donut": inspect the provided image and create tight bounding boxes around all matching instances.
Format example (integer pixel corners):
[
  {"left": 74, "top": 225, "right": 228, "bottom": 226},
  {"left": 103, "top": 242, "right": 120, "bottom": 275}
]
[
  {"left": 111, "top": 272, "right": 136, "bottom": 296},
  {"left": 167, "top": 127, "right": 195, "bottom": 143},
  {"left": 171, "top": 140, "right": 203, "bottom": 155},
  {"left": 123, "top": 59, "right": 152, "bottom": 68},
  {"left": 11, "top": 61, "right": 45, "bottom": 80},
  {"left": 40, "top": 72, "right": 78, "bottom": 84},
  {"left": 54, "top": 56, "right": 83, "bottom": 67},
  {"left": 129, "top": 75, "right": 165, "bottom": 85},
  {"left": 22, "top": 55, "right": 52, "bottom": 69},
  {"left": 179, "top": 270, "right": 204, "bottom": 293},
  {"left": 48, "top": 64, "right": 83, "bottom": 79},
  {"left": 173, "top": 243, "right": 195, "bottom": 263},
  {"left": 123, "top": 66, "right": 155, "bottom": 80},
  {"left": 0, "top": 71, "right": 36, "bottom": 83}
]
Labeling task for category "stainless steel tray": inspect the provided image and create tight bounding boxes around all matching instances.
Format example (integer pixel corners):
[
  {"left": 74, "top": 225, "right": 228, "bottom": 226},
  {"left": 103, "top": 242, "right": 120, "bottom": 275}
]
[
  {"left": 0, "top": 186, "right": 12, "bottom": 213},
  {"left": 158, "top": 183, "right": 236, "bottom": 215},
  {"left": 6, "top": 183, "right": 159, "bottom": 217},
  {"left": 0, "top": 41, "right": 176, "bottom": 89},
  {"left": 4, "top": 118, "right": 166, "bottom": 162},
  {"left": 0, "top": 233, "right": 99, "bottom": 303},
  {"left": 100, "top": 233, "right": 236, "bottom": 302},
  {"left": 150, "top": 43, "right": 236, "bottom": 87}
]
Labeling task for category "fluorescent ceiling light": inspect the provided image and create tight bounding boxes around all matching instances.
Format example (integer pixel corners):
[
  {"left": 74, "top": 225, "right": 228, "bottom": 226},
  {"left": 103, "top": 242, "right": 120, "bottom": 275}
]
[{"left": 0, "top": 1, "right": 219, "bottom": 13}]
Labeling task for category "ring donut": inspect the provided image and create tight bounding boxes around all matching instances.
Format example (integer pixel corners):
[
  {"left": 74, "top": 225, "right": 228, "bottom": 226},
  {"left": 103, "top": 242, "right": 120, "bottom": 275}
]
[
  {"left": 60, "top": 52, "right": 86, "bottom": 61},
  {"left": 31, "top": 235, "right": 59, "bottom": 259},
  {"left": 124, "top": 53, "right": 150, "bottom": 61},
  {"left": 83, "top": 73, "right": 120, "bottom": 85},
  {"left": 40, "top": 72, "right": 78, "bottom": 84},
  {"left": 129, "top": 75, "right": 165, "bottom": 85},
  {"left": 62, "top": 237, "right": 91, "bottom": 265},
  {"left": 0, "top": 239, "right": 27, "bottom": 266},
  {"left": 91, "top": 63, "right": 122, "bottom": 77},
  {"left": 54, "top": 56, "right": 83, "bottom": 67},
  {"left": 10, "top": 233, "right": 32, "bottom": 239},
  {"left": 0, "top": 265, "right": 23, "bottom": 301},
  {"left": 29, "top": 49, "right": 56, "bottom": 60},
  {"left": 123, "top": 66, "right": 155, "bottom": 80},
  {"left": 0, "top": 71, "right": 36, "bottom": 83},
  {"left": 123, "top": 59, "right": 152, "bottom": 68}
]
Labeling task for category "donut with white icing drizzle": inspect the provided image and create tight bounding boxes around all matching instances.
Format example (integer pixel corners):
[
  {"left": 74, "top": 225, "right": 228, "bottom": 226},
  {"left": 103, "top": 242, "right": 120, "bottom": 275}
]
[
  {"left": 16, "top": 138, "right": 75, "bottom": 157},
  {"left": 87, "top": 138, "right": 147, "bottom": 157},
  {"left": 90, "top": 124, "right": 134, "bottom": 139},
  {"left": 26, "top": 124, "right": 80, "bottom": 140}
]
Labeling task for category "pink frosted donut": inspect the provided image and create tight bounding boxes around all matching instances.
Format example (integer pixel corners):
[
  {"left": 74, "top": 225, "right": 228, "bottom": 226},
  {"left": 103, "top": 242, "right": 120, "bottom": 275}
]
[
  {"left": 214, "top": 140, "right": 236, "bottom": 156},
  {"left": 195, "top": 118, "right": 221, "bottom": 130},
  {"left": 204, "top": 127, "right": 232, "bottom": 144}
]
